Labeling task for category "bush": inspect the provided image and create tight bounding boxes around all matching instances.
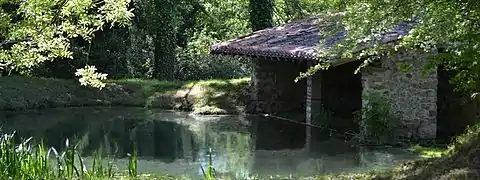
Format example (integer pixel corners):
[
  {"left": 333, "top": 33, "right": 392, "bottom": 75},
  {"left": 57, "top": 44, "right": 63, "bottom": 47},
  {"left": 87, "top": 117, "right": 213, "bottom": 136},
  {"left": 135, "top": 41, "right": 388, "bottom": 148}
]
[
  {"left": 175, "top": 51, "right": 251, "bottom": 81},
  {"left": 353, "top": 93, "right": 399, "bottom": 145},
  {"left": 447, "top": 122, "right": 480, "bottom": 155}
]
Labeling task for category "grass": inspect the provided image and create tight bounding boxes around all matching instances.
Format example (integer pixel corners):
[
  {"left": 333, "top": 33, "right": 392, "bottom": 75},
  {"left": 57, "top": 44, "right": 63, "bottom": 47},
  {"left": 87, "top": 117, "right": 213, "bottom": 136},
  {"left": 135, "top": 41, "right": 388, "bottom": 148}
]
[
  {"left": 0, "top": 76, "right": 250, "bottom": 115},
  {"left": 201, "top": 148, "right": 215, "bottom": 180},
  {"left": 0, "top": 131, "right": 226, "bottom": 180},
  {"left": 0, "top": 132, "right": 180, "bottom": 180},
  {"left": 315, "top": 123, "right": 480, "bottom": 180},
  {"left": 408, "top": 144, "right": 448, "bottom": 158}
]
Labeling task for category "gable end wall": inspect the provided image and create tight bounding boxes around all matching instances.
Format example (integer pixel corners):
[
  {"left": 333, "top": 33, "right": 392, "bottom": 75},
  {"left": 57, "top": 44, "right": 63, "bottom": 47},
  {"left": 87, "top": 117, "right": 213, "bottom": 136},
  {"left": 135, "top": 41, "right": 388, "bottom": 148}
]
[{"left": 361, "top": 50, "right": 438, "bottom": 142}]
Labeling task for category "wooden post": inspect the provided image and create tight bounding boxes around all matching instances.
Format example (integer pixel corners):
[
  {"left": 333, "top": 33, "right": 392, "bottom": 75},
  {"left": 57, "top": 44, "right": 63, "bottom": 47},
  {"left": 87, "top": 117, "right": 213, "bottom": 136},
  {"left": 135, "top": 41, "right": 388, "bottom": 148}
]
[{"left": 305, "top": 61, "right": 313, "bottom": 152}]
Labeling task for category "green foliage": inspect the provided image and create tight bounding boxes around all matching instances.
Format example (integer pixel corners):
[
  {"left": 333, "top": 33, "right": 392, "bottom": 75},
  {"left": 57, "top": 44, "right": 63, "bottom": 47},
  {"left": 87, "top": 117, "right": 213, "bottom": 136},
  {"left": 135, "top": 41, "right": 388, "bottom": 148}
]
[
  {"left": 75, "top": 65, "right": 108, "bottom": 89},
  {"left": 175, "top": 52, "right": 251, "bottom": 80},
  {"left": 38, "top": 0, "right": 253, "bottom": 81},
  {"left": 0, "top": 131, "right": 187, "bottom": 179},
  {"left": 447, "top": 122, "right": 480, "bottom": 156},
  {"left": 195, "top": 0, "right": 250, "bottom": 41},
  {"left": 127, "top": 143, "right": 138, "bottom": 178},
  {"left": 0, "top": 133, "right": 116, "bottom": 179},
  {"left": 308, "top": 0, "right": 480, "bottom": 95},
  {"left": 89, "top": 151, "right": 115, "bottom": 178},
  {"left": 150, "top": 0, "right": 180, "bottom": 80},
  {"left": 409, "top": 145, "right": 447, "bottom": 158},
  {"left": 299, "top": 0, "right": 345, "bottom": 14},
  {"left": 172, "top": 0, "right": 251, "bottom": 80},
  {"left": 249, "top": 0, "right": 275, "bottom": 31},
  {"left": 353, "top": 93, "right": 399, "bottom": 145},
  {"left": 201, "top": 148, "right": 215, "bottom": 180},
  {"left": 277, "top": 0, "right": 304, "bottom": 22},
  {"left": 0, "top": 76, "right": 250, "bottom": 114},
  {"left": 0, "top": 0, "right": 133, "bottom": 87},
  {"left": 1, "top": 0, "right": 349, "bottom": 84},
  {"left": 273, "top": 0, "right": 345, "bottom": 24}
]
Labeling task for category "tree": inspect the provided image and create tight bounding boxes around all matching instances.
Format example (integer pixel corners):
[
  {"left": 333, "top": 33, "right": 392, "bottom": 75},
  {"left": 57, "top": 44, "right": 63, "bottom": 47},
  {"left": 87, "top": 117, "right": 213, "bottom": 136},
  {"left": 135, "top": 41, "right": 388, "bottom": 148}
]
[
  {"left": 281, "top": 0, "right": 304, "bottom": 22},
  {"left": 151, "top": 0, "right": 179, "bottom": 80},
  {"left": 0, "top": 0, "right": 133, "bottom": 88},
  {"left": 306, "top": 0, "right": 480, "bottom": 94},
  {"left": 249, "top": 0, "right": 275, "bottom": 31}
]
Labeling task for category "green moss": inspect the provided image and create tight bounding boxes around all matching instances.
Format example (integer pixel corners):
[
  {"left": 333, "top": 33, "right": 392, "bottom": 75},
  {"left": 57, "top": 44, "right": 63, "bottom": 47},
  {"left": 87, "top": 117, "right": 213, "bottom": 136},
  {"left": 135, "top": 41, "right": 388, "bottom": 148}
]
[
  {"left": 408, "top": 145, "right": 448, "bottom": 158},
  {"left": 0, "top": 76, "right": 250, "bottom": 114}
]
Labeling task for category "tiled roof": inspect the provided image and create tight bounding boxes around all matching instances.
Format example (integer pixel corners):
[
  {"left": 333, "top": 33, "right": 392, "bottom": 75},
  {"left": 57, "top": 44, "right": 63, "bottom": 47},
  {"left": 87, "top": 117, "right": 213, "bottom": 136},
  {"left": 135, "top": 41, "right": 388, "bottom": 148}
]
[{"left": 210, "top": 13, "right": 414, "bottom": 61}]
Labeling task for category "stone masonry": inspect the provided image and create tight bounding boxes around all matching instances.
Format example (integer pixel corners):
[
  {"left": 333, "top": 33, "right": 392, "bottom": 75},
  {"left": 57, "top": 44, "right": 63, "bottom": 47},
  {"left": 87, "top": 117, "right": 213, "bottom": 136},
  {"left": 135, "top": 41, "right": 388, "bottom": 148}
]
[
  {"left": 361, "top": 50, "right": 438, "bottom": 141},
  {"left": 248, "top": 50, "right": 439, "bottom": 142}
]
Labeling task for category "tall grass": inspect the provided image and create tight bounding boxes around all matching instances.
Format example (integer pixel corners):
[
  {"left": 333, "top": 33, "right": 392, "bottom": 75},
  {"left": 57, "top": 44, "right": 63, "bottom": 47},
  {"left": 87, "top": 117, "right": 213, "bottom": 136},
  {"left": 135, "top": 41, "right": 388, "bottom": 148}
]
[
  {"left": 0, "top": 131, "right": 229, "bottom": 180},
  {"left": 201, "top": 148, "right": 215, "bottom": 180},
  {"left": 0, "top": 132, "right": 138, "bottom": 180},
  {"left": 127, "top": 143, "right": 138, "bottom": 178}
]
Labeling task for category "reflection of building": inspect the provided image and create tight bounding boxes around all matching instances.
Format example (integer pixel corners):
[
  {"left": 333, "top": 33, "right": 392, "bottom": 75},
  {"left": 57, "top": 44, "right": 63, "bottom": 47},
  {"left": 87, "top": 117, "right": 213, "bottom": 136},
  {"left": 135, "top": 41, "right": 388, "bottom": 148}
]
[
  {"left": 87, "top": 114, "right": 254, "bottom": 178},
  {"left": 251, "top": 115, "right": 306, "bottom": 150},
  {"left": 196, "top": 121, "right": 253, "bottom": 179},
  {"left": 97, "top": 119, "right": 198, "bottom": 162}
]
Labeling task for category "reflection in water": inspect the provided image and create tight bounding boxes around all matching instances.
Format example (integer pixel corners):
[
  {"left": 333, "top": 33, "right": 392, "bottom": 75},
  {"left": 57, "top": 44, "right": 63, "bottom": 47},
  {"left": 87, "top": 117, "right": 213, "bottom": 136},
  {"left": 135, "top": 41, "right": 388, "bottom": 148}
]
[
  {"left": 0, "top": 107, "right": 421, "bottom": 179},
  {"left": 251, "top": 114, "right": 306, "bottom": 150}
]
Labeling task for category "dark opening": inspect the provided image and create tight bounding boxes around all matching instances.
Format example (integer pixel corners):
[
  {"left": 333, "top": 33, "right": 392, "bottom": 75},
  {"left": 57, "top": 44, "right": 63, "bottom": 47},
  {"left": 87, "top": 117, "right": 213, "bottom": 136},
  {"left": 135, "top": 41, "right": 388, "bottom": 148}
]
[
  {"left": 253, "top": 59, "right": 363, "bottom": 150},
  {"left": 437, "top": 65, "right": 479, "bottom": 143},
  {"left": 310, "top": 61, "right": 363, "bottom": 151},
  {"left": 320, "top": 61, "right": 363, "bottom": 134},
  {"left": 254, "top": 59, "right": 307, "bottom": 150}
]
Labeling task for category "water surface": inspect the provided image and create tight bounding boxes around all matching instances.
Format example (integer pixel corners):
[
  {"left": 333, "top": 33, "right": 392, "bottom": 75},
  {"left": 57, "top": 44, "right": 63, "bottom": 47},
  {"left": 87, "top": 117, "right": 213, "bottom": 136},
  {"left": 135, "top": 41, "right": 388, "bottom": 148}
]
[{"left": 0, "top": 107, "right": 421, "bottom": 179}]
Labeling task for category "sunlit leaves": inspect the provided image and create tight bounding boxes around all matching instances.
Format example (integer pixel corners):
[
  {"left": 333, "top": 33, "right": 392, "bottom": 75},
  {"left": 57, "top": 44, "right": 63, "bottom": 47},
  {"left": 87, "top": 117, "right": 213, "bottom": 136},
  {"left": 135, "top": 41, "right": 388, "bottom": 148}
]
[
  {"left": 0, "top": 0, "right": 133, "bottom": 88},
  {"left": 75, "top": 65, "right": 108, "bottom": 89},
  {"left": 100, "top": 0, "right": 134, "bottom": 28},
  {"left": 309, "top": 0, "right": 480, "bottom": 94}
]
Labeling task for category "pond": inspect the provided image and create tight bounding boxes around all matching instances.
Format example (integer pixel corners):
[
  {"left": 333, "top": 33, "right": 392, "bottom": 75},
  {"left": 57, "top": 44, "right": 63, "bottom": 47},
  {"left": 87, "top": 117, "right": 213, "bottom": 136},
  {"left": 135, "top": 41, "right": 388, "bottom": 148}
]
[{"left": 0, "top": 107, "right": 421, "bottom": 179}]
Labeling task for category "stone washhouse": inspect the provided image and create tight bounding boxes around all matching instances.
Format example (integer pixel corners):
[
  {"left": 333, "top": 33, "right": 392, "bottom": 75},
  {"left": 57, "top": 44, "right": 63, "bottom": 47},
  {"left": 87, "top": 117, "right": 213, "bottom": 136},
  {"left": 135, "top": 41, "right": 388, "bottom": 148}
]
[{"left": 210, "top": 14, "right": 480, "bottom": 145}]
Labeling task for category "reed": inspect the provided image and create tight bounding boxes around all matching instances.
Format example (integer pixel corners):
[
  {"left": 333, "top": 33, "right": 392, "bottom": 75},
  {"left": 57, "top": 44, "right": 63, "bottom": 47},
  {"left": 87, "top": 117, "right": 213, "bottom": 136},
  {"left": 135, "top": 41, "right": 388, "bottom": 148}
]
[
  {"left": 201, "top": 148, "right": 215, "bottom": 180},
  {"left": 127, "top": 143, "right": 138, "bottom": 178},
  {"left": 0, "top": 132, "right": 143, "bottom": 180}
]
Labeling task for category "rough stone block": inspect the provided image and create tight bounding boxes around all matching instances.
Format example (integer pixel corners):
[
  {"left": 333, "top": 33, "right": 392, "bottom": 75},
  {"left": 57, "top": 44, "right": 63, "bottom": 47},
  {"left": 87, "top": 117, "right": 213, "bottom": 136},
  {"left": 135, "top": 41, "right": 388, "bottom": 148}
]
[{"left": 361, "top": 51, "right": 438, "bottom": 142}]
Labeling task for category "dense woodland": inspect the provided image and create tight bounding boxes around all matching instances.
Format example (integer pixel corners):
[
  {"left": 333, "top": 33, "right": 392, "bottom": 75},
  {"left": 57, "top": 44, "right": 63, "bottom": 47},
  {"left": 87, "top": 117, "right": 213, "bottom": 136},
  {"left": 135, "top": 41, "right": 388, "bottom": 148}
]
[
  {"left": 1, "top": 0, "right": 479, "bottom": 95},
  {"left": 0, "top": 0, "right": 341, "bottom": 82}
]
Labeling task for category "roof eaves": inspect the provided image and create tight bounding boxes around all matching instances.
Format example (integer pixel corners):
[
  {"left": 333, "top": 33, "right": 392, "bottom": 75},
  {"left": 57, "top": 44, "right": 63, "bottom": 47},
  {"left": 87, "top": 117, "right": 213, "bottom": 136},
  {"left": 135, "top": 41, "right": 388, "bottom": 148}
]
[{"left": 210, "top": 46, "right": 318, "bottom": 61}]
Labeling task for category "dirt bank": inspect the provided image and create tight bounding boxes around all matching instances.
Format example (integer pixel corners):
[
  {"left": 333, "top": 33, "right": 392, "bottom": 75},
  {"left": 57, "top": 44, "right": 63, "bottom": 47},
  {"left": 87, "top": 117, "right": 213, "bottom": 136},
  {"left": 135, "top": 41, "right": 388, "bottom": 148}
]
[{"left": 0, "top": 76, "right": 250, "bottom": 115}]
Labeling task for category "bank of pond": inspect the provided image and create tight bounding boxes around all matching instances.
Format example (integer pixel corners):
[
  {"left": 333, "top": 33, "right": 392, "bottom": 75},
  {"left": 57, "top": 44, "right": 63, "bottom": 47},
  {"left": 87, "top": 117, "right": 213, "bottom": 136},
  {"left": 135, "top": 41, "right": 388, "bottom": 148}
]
[
  {"left": 0, "top": 107, "right": 449, "bottom": 179},
  {"left": 0, "top": 76, "right": 250, "bottom": 115}
]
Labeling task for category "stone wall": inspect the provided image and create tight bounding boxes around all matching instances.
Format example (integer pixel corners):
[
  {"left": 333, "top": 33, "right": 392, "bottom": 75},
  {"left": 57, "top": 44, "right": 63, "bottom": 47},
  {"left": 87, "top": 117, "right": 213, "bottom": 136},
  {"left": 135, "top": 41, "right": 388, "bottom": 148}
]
[
  {"left": 248, "top": 58, "right": 307, "bottom": 115},
  {"left": 361, "top": 50, "right": 438, "bottom": 142}
]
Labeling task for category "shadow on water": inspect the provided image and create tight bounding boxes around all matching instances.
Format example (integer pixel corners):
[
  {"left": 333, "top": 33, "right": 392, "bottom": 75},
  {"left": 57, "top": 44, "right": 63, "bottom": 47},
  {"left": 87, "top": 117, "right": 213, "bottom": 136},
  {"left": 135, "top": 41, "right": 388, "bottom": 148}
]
[{"left": 0, "top": 107, "right": 422, "bottom": 179}]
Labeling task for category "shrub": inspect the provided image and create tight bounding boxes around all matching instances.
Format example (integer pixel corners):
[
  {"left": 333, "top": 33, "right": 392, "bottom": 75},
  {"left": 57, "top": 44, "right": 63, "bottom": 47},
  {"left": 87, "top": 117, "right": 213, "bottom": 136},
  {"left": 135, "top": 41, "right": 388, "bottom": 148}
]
[
  {"left": 353, "top": 93, "right": 399, "bottom": 145},
  {"left": 175, "top": 52, "right": 251, "bottom": 81}
]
